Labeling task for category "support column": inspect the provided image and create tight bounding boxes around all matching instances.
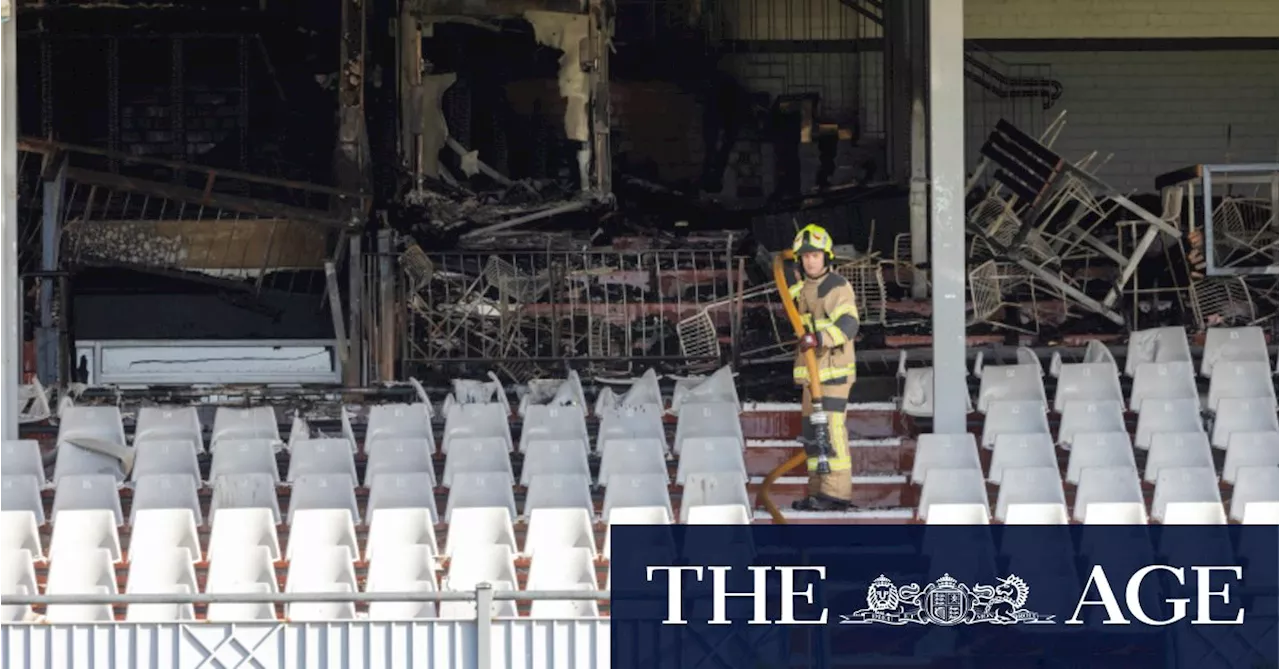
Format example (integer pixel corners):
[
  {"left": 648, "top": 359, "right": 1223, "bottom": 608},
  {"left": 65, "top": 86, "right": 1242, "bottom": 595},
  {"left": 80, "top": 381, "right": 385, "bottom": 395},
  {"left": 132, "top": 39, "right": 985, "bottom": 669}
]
[
  {"left": 337, "top": 0, "right": 370, "bottom": 388},
  {"left": 927, "top": 0, "right": 968, "bottom": 434},
  {"left": 882, "top": 0, "right": 910, "bottom": 183},
  {"left": 907, "top": 0, "right": 929, "bottom": 300},
  {"left": 377, "top": 229, "right": 395, "bottom": 383},
  {"left": 347, "top": 234, "right": 364, "bottom": 387},
  {"left": 1, "top": 4, "right": 18, "bottom": 438},
  {"left": 587, "top": 0, "right": 612, "bottom": 195},
  {"left": 38, "top": 156, "right": 66, "bottom": 386}
]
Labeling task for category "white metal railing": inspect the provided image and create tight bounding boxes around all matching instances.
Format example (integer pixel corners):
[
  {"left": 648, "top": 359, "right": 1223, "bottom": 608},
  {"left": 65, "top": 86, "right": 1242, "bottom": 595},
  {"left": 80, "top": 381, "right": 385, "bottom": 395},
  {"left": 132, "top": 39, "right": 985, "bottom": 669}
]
[{"left": 5, "top": 585, "right": 611, "bottom": 669}]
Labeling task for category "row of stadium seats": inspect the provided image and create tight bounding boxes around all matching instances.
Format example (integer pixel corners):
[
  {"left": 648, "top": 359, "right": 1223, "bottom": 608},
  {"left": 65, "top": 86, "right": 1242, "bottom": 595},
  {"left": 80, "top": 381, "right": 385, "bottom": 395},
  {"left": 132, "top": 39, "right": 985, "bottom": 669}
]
[
  {"left": 1, "top": 369, "right": 754, "bottom": 623},
  {"left": 911, "top": 327, "right": 1278, "bottom": 526}
]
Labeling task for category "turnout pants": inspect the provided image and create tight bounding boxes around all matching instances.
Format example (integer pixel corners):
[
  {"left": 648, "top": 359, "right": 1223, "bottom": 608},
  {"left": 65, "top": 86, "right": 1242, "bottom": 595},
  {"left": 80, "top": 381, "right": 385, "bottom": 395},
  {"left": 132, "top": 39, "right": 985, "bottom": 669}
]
[{"left": 800, "top": 379, "right": 853, "bottom": 502}]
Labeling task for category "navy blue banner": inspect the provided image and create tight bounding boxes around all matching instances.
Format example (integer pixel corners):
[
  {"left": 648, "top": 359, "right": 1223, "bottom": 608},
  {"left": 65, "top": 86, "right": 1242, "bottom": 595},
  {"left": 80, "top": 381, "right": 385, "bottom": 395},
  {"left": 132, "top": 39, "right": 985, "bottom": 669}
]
[{"left": 610, "top": 525, "right": 1278, "bottom": 669}]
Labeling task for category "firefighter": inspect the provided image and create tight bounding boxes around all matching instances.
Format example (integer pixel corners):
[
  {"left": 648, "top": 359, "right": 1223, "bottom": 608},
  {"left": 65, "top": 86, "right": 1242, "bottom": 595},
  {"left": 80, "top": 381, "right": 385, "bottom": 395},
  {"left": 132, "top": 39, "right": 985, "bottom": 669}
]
[{"left": 787, "top": 224, "right": 860, "bottom": 511}]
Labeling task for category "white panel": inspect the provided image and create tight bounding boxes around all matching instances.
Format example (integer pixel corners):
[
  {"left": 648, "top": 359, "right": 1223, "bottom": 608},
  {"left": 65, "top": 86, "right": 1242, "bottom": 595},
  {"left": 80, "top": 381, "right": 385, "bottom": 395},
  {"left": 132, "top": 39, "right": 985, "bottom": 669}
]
[
  {"left": 79, "top": 340, "right": 341, "bottom": 385},
  {"left": 0, "top": 620, "right": 612, "bottom": 669}
]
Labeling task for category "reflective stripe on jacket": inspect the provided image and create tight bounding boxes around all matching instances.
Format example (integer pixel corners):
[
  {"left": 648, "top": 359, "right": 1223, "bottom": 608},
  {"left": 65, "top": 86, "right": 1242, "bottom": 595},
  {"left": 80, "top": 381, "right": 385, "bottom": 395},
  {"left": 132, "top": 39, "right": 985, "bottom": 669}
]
[{"left": 787, "top": 264, "right": 860, "bottom": 386}]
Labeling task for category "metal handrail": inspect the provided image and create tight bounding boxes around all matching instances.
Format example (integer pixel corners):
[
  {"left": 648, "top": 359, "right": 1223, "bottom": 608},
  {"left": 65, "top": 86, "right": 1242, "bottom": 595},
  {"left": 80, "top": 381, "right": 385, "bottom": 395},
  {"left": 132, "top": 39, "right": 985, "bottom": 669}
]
[{"left": 4, "top": 587, "right": 611, "bottom": 607}]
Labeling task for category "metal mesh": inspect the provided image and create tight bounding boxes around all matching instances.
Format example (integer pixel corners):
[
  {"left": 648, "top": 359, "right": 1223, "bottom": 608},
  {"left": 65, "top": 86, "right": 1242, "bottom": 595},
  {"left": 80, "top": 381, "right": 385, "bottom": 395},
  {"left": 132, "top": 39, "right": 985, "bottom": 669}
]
[
  {"left": 834, "top": 259, "right": 886, "bottom": 326},
  {"left": 1190, "top": 277, "right": 1256, "bottom": 330},
  {"left": 969, "top": 260, "right": 1004, "bottom": 324},
  {"left": 1213, "top": 197, "right": 1278, "bottom": 269},
  {"left": 402, "top": 248, "right": 739, "bottom": 380},
  {"left": 676, "top": 311, "right": 720, "bottom": 370}
]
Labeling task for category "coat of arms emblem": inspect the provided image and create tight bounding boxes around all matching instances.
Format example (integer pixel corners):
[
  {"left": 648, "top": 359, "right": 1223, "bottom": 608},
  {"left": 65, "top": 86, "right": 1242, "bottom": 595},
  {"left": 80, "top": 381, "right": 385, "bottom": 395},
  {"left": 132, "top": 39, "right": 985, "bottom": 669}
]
[{"left": 840, "top": 573, "right": 1055, "bottom": 626}]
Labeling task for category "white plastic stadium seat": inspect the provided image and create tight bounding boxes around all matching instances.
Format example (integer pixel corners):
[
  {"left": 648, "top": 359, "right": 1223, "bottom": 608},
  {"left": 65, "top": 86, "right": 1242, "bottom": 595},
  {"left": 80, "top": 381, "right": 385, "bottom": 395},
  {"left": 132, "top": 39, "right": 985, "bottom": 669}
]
[
  {"left": 994, "top": 467, "right": 1065, "bottom": 522},
  {"left": 527, "top": 547, "right": 599, "bottom": 618},
  {"left": 1, "top": 475, "right": 45, "bottom": 523},
  {"left": 209, "top": 438, "right": 280, "bottom": 481},
  {"left": 980, "top": 400, "right": 1050, "bottom": 449},
  {"left": 287, "top": 438, "right": 358, "bottom": 482},
  {"left": 1, "top": 440, "right": 46, "bottom": 481},
  {"left": 1223, "top": 432, "right": 1280, "bottom": 484},
  {"left": 918, "top": 468, "right": 989, "bottom": 521},
  {"left": 131, "top": 440, "right": 201, "bottom": 482},
  {"left": 602, "top": 473, "right": 673, "bottom": 523},
  {"left": 597, "top": 404, "right": 667, "bottom": 454},
  {"left": 1229, "top": 466, "right": 1279, "bottom": 523},
  {"left": 1056, "top": 400, "right": 1126, "bottom": 448},
  {"left": 443, "top": 507, "right": 517, "bottom": 557},
  {"left": 1207, "top": 361, "right": 1277, "bottom": 412},
  {"left": 1201, "top": 326, "right": 1270, "bottom": 378},
  {"left": 680, "top": 472, "right": 752, "bottom": 523},
  {"left": 209, "top": 473, "right": 281, "bottom": 525},
  {"left": 207, "top": 507, "right": 281, "bottom": 562},
  {"left": 1211, "top": 397, "right": 1279, "bottom": 449},
  {"left": 911, "top": 433, "right": 981, "bottom": 485},
  {"left": 675, "top": 436, "right": 747, "bottom": 484},
  {"left": 365, "top": 403, "right": 435, "bottom": 452},
  {"left": 673, "top": 402, "right": 744, "bottom": 455},
  {"left": 1129, "top": 361, "right": 1199, "bottom": 412},
  {"left": 519, "top": 404, "right": 590, "bottom": 454},
  {"left": 524, "top": 507, "right": 596, "bottom": 557},
  {"left": 364, "top": 438, "right": 436, "bottom": 487},
  {"left": 523, "top": 473, "right": 593, "bottom": 517},
  {"left": 522, "top": 439, "right": 592, "bottom": 485},
  {"left": 444, "top": 472, "right": 518, "bottom": 523},
  {"left": 1125, "top": 326, "right": 1193, "bottom": 377},
  {"left": 130, "top": 473, "right": 202, "bottom": 525},
  {"left": 44, "top": 548, "right": 117, "bottom": 623},
  {"left": 287, "top": 508, "right": 358, "bottom": 561},
  {"left": 211, "top": 407, "right": 279, "bottom": 448},
  {"left": 1144, "top": 432, "right": 1214, "bottom": 484},
  {"left": 597, "top": 438, "right": 667, "bottom": 486},
  {"left": 134, "top": 407, "right": 204, "bottom": 452},
  {"left": 1053, "top": 362, "right": 1123, "bottom": 412},
  {"left": 442, "top": 437, "right": 514, "bottom": 487},
  {"left": 988, "top": 434, "right": 1057, "bottom": 485},
  {"left": 442, "top": 403, "right": 512, "bottom": 454},
  {"left": 366, "top": 472, "right": 440, "bottom": 523},
  {"left": 1064, "top": 432, "right": 1135, "bottom": 485},
  {"left": 1134, "top": 398, "right": 1203, "bottom": 450},
  {"left": 604, "top": 506, "right": 672, "bottom": 559},
  {"left": 1150, "top": 467, "right": 1222, "bottom": 523},
  {"left": 976, "top": 360, "right": 1046, "bottom": 413},
  {"left": 288, "top": 473, "right": 360, "bottom": 524},
  {"left": 0, "top": 511, "right": 43, "bottom": 558},
  {"left": 130, "top": 508, "right": 202, "bottom": 562},
  {"left": 1073, "top": 466, "right": 1144, "bottom": 522},
  {"left": 925, "top": 504, "right": 990, "bottom": 525},
  {"left": 366, "top": 508, "right": 439, "bottom": 562},
  {"left": 48, "top": 509, "right": 122, "bottom": 562},
  {"left": 52, "top": 473, "right": 123, "bottom": 526}
]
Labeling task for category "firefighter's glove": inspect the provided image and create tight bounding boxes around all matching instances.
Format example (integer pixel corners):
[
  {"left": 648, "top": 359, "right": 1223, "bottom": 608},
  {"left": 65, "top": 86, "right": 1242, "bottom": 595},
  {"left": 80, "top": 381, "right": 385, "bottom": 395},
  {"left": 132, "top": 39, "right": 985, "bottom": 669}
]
[{"left": 798, "top": 332, "right": 820, "bottom": 352}]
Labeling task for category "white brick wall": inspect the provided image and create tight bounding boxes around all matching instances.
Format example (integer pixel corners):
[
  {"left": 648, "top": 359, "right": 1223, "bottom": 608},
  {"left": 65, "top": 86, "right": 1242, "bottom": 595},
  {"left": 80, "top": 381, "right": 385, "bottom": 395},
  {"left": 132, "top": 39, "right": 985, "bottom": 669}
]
[
  {"left": 719, "top": 0, "right": 1277, "bottom": 40},
  {"left": 718, "top": 0, "right": 882, "bottom": 40},
  {"left": 981, "top": 51, "right": 1279, "bottom": 191},
  {"left": 729, "top": 49, "right": 1275, "bottom": 193},
  {"left": 965, "top": 0, "right": 1279, "bottom": 39}
]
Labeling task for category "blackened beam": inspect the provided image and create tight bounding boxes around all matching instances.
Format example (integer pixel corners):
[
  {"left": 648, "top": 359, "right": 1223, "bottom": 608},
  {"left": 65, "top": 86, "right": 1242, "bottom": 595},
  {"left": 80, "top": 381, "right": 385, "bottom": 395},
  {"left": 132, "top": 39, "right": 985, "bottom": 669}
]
[
  {"left": 410, "top": 0, "right": 586, "bottom": 17},
  {"left": 62, "top": 167, "right": 353, "bottom": 229},
  {"left": 20, "top": 137, "right": 367, "bottom": 201},
  {"left": 457, "top": 200, "right": 592, "bottom": 240}
]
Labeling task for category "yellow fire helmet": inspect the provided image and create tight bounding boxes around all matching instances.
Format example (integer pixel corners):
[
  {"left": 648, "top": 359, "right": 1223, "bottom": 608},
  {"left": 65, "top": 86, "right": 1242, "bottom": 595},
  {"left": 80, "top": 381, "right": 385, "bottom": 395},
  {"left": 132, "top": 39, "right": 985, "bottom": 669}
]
[{"left": 792, "top": 223, "right": 834, "bottom": 259}]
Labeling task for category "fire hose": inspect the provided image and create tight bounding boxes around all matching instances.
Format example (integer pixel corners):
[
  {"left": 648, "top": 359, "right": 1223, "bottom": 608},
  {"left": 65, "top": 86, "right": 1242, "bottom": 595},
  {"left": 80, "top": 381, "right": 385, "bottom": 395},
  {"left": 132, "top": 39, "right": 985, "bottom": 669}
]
[{"left": 756, "top": 248, "right": 834, "bottom": 524}]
